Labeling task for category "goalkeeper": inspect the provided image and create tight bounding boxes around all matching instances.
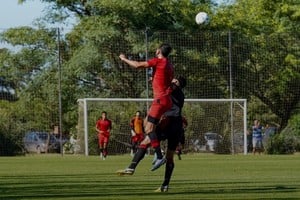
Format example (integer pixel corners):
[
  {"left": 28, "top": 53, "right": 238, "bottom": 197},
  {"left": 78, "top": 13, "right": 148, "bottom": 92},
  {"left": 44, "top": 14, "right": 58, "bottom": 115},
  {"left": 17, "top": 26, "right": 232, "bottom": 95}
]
[{"left": 129, "top": 111, "right": 145, "bottom": 156}]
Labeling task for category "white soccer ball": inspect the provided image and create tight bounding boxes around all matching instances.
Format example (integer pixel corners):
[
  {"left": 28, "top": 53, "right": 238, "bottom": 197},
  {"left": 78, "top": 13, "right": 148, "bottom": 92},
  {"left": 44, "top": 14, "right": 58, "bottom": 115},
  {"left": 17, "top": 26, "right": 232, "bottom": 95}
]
[{"left": 195, "top": 12, "right": 209, "bottom": 25}]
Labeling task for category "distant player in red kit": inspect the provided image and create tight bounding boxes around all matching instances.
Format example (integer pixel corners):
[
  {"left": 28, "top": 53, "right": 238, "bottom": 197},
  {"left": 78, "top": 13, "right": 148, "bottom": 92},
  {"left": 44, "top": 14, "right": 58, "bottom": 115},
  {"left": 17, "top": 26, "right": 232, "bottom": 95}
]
[
  {"left": 96, "top": 111, "right": 112, "bottom": 160},
  {"left": 117, "top": 43, "right": 174, "bottom": 175},
  {"left": 130, "top": 111, "right": 145, "bottom": 156}
]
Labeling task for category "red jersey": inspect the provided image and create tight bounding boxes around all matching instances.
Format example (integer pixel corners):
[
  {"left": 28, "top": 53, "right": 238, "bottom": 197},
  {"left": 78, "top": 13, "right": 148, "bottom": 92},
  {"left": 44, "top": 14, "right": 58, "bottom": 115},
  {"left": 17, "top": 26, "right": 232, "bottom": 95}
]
[
  {"left": 96, "top": 119, "right": 112, "bottom": 137},
  {"left": 147, "top": 57, "right": 174, "bottom": 98}
]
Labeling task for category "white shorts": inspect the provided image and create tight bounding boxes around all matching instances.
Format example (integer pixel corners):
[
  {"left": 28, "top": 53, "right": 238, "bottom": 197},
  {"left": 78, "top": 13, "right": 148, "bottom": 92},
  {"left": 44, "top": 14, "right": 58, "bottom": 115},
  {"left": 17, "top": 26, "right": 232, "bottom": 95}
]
[{"left": 252, "top": 138, "right": 263, "bottom": 149}]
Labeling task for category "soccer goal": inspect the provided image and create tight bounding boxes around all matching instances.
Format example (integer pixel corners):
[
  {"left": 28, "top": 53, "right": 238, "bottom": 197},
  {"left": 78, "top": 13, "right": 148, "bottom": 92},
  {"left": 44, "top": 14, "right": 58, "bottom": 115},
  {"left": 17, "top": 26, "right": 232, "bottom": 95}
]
[{"left": 77, "top": 98, "right": 247, "bottom": 156}]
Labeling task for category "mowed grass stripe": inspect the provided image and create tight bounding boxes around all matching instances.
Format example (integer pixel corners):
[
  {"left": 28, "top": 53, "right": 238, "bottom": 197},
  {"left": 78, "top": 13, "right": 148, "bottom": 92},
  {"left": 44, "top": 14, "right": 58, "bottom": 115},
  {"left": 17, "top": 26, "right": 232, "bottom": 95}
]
[{"left": 0, "top": 154, "right": 300, "bottom": 200}]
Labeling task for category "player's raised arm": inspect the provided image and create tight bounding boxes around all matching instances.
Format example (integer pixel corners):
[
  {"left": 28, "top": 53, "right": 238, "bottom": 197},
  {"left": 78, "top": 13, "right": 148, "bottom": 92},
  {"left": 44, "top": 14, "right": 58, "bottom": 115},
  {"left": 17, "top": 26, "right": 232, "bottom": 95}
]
[{"left": 119, "top": 54, "right": 149, "bottom": 69}]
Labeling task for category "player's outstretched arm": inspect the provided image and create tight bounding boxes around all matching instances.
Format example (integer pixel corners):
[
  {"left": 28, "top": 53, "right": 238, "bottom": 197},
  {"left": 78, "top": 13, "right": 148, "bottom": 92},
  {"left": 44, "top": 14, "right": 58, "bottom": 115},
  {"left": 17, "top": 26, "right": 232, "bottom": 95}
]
[{"left": 119, "top": 54, "right": 149, "bottom": 69}]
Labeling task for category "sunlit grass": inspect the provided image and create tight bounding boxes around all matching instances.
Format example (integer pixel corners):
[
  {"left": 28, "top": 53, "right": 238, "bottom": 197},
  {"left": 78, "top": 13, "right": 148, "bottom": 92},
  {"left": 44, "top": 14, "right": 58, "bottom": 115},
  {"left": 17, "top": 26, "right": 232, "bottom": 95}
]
[{"left": 0, "top": 154, "right": 300, "bottom": 199}]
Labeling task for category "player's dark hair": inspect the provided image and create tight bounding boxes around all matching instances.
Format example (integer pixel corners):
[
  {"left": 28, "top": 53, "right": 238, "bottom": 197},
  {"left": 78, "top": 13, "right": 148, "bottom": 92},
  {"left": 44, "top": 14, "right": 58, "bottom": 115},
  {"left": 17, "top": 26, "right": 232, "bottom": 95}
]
[
  {"left": 159, "top": 43, "right": 172, "bottom": 57},
  {"left": 177, "top": 75, "right": 187, "bottom": 89}
]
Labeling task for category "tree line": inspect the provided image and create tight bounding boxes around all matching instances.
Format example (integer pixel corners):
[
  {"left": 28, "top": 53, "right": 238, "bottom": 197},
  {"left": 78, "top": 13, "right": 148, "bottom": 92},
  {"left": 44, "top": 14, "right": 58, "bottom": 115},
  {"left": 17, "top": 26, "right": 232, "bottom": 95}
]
[{"left": 0, "top": 0, "right": 299, "bottom": 155}]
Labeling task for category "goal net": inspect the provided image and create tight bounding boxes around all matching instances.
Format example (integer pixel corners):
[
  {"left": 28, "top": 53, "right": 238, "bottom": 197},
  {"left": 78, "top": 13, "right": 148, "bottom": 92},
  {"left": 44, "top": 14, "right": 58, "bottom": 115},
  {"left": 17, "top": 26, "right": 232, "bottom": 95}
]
[{"left": 76, "top": 98, "right": 247, "bottom": 156}]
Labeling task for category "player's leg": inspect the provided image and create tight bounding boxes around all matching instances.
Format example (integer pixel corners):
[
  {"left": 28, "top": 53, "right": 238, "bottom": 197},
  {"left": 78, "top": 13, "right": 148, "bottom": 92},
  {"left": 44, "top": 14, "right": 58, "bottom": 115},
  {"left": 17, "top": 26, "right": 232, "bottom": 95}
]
[
  {"left": 103, "top": 142, "right": 107, "bottom": 158},
  {"left": 155, "top": 117, "right": 181, "bottom": 192},
  {"left": 155, "top": 149, "right": 174, "bottom": 192},
  {"left": 176, "top": 128, "right": 185, "bottom": 160},
  {"left": 98, "top": 134, "right": 104, "bottom": 158},
  {"left": 116, "top": 137, "right": 150, "bottom": 175},
  {"left": 146, "top": 121, "right": 166, "bottom": 171},
  {"left": 175, "top": 145, "right": 182, "bottom": 160},
  {"left": 258, "top": 139, "right": 263, "bottom": 154},
  {"left": 252, "top": 138, "right": 257, "bottom": 155},
  {"left": 132, "top": 136, "right": 139, "bottom": 155},
  {"left": 102, "top": 136, "right": 109, "bottom": 159},
  {"left": 130, "top": 136, "right": 135, "bottom": 156},
  {"left": 147, "top": 97, "right": 172, "bottom": 171}
]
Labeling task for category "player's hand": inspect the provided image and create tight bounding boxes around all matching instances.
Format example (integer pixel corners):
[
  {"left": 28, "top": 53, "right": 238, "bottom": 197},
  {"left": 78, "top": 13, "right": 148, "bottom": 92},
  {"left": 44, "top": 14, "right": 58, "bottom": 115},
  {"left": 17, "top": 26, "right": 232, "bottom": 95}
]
[
  {"left": 119, "top": 54, "right": 126, "bottom": 61},
  {"left": 131, "top": 130, "right": 136, "bottom": 137}
]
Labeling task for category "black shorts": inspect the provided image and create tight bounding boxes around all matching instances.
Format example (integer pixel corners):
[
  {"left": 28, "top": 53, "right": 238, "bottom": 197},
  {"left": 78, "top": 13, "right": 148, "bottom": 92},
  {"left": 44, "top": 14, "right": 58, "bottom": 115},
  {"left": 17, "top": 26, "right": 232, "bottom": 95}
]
[{"left": 156, "top": 116, "right": 183, "bottom": 151}]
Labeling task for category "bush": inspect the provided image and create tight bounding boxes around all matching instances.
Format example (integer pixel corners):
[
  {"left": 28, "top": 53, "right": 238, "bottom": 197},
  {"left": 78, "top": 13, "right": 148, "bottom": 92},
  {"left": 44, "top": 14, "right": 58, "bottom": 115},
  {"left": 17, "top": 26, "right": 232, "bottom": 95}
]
[
  {"left": 265, "top": 129, "right": 299, "bottom": 154},
  {"left": 0, "top": 130, "right": 24, "bottom": 156}
]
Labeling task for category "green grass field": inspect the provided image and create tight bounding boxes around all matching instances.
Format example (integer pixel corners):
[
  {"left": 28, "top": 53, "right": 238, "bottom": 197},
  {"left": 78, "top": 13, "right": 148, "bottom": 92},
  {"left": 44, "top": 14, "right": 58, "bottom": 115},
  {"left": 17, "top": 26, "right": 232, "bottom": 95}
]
[{"left": 1, "top": 154, "right": 300, "bottom": 200}]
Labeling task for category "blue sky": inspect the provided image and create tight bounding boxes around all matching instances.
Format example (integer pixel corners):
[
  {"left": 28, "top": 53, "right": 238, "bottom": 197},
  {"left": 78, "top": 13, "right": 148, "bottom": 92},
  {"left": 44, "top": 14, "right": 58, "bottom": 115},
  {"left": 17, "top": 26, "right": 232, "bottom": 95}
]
[
  {"left": 1, "top": 0, "right": 226, "bottom": 29},
  {"left": 0, "top": 0, "right": 47, "bottom": 28}
]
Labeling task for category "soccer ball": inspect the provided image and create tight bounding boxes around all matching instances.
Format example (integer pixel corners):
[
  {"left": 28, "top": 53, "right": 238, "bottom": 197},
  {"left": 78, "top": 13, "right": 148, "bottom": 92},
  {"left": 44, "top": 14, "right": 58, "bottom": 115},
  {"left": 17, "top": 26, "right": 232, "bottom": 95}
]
[{"left": 195, "top": 12, "right": 209, "bottom": 25}]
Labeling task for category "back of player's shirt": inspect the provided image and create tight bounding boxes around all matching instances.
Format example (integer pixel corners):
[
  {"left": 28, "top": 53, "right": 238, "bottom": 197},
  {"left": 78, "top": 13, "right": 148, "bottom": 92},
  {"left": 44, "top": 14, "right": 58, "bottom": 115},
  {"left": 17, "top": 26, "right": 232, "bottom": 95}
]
[{"left": 147, "top": 57, "right": 174, "bottom": 98}]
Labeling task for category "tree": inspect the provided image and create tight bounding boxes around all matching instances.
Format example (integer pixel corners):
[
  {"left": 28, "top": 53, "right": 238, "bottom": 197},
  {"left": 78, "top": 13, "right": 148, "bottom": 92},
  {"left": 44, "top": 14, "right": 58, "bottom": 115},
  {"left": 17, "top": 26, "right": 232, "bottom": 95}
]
[
  {"left": 213, "top": 0, "right": 300, "bottom": 129},
  {"left": 4, "top": 0, "right": 299, "bottom": 142}
]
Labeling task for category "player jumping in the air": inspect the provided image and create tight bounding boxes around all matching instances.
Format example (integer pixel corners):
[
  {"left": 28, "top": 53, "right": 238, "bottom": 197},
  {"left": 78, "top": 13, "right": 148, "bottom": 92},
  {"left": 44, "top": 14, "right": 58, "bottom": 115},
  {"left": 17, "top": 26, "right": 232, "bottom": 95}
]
[{"left": 117, "top": 43, "right": 174, "bottom": 174}]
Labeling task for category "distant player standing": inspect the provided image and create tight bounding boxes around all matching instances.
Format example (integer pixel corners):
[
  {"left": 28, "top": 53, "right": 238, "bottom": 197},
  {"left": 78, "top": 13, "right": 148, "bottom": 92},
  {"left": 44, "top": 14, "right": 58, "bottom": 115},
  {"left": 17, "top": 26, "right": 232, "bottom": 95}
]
[
  {"left": 130, "top": 111, "right": 145, "bottom": 156},
  {"left": 252, "top": 119, "right": 264, "bottom": 155},
  {"left": 95, "top": 111, "right": 112, "bottom": 160},
  {"left": 175, "top": 116, "right": 188, "bottom": 160},
  {"left": 117, "top": 43, "right": 174, "bottom": 174}
]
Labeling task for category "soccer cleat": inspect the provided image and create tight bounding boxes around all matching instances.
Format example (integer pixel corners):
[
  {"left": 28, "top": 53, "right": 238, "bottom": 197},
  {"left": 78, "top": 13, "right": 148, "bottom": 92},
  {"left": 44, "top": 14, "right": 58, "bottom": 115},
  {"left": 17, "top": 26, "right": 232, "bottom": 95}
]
[
  {"left": 116, "top": 168, "right": 135, "bottom": 176},
  {"left": 154, "top": 185, "right": 168, "bottom": 192},
  {"left": 152, "top": 154, "right": 157, "bottom": 165},
  {"left": 151, "top": 157, "right": 166, "bottom": 171}
]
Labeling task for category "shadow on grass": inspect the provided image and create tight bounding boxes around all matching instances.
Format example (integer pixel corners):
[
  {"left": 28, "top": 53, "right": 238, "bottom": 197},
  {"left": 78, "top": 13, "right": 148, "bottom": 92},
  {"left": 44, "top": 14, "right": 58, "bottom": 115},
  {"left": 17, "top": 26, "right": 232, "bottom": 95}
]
[{"left": 1, "top": 174, "right": 300, "bottom": 200}]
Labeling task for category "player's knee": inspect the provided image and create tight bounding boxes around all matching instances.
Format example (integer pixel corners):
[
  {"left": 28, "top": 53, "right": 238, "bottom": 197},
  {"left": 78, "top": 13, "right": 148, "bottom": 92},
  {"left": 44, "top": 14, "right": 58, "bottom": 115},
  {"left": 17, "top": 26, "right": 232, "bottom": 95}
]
[
  {"left": 139, "top": 143, "right": 150, "bottom": 149},
  {"left": 140, "top": 135, "right": 150, "bottom": 145},
  {"left": 166, "top": 156, "right": 174, "bottom": 164}
]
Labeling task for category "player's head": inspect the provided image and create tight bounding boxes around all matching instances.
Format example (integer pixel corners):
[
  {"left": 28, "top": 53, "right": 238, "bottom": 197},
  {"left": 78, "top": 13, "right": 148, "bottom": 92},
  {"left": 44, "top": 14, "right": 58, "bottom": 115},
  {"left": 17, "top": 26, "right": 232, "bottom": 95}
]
[
  {"left": 172, "top": 75, "right": 187, "bottom": 89},
  {"left": 135, "top": 110, "right": 141, "bottom": 116},
  {"left": 156, "top": 43, "right": 172, "bottom": 57},
  {"left": 101, "top": 111, "right": 107, "bottom": 119},
  {"left": 177, "top": 76, "right": 187, "bottom": 88},
  {"left": 254, "top": 119, "right": 260, "bottom": 125}
]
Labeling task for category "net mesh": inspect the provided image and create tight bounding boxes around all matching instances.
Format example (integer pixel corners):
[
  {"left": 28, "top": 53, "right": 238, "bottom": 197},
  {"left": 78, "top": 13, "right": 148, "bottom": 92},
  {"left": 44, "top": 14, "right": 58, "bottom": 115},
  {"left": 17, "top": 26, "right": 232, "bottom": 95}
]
[{"left": 77, "top": 98, "right": 246, "bottom": 155}]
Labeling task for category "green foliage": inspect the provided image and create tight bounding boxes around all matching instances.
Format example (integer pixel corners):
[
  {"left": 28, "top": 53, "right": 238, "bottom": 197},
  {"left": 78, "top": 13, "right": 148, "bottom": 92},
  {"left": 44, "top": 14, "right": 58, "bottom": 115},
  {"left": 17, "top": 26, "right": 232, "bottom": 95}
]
[
  {"left": 265, "top": 133, "right": 297, "bottom": 154},
  {"left": 289, "top": 114, "right": 300, "bottom": 136},
  {"left": 0, "top": 101, "right": 26, "bottom": 155},
  {"left": 1, "top": 0, "right": 300, "bottom": 155}
]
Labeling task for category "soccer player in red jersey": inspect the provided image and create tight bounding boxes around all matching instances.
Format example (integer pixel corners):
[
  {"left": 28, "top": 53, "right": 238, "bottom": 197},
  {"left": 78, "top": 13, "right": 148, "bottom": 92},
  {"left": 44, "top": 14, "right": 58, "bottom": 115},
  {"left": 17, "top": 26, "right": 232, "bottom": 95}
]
[
  {"left": 117, "top": 43, "right": 174, "bottom": 174},
  {"left": 130, "top": 111, "right": 145, "bottom": 156},
  {"left": 95, "top": 111, "right": 112, "bottom": 160}
]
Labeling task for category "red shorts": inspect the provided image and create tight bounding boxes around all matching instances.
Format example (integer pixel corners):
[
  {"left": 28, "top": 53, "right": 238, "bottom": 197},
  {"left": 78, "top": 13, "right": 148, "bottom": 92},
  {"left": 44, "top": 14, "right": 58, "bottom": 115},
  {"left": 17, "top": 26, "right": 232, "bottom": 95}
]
[
  {"left": 98, "top": 133, "right": 109, "bottom": 146},
  {"left": 148, "top": 95, "right": 172, "bottom": 124},
  {"left": 132, "top": 133, "right": 144, "bottom": 143}
]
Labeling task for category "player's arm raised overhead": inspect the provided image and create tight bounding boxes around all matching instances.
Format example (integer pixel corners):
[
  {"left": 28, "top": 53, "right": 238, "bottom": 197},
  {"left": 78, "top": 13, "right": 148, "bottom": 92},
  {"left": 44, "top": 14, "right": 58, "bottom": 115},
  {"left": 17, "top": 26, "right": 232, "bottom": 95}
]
[{"left": 119, "top": 54, "right": 149, "bottom": 69}]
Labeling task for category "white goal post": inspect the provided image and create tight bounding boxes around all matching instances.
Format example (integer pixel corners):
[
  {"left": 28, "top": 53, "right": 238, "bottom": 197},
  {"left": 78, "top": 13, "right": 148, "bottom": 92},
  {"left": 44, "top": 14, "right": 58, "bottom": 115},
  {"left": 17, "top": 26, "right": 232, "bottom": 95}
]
[{"left": 77, "top": 98, "right": 247, "bottom": 156}]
